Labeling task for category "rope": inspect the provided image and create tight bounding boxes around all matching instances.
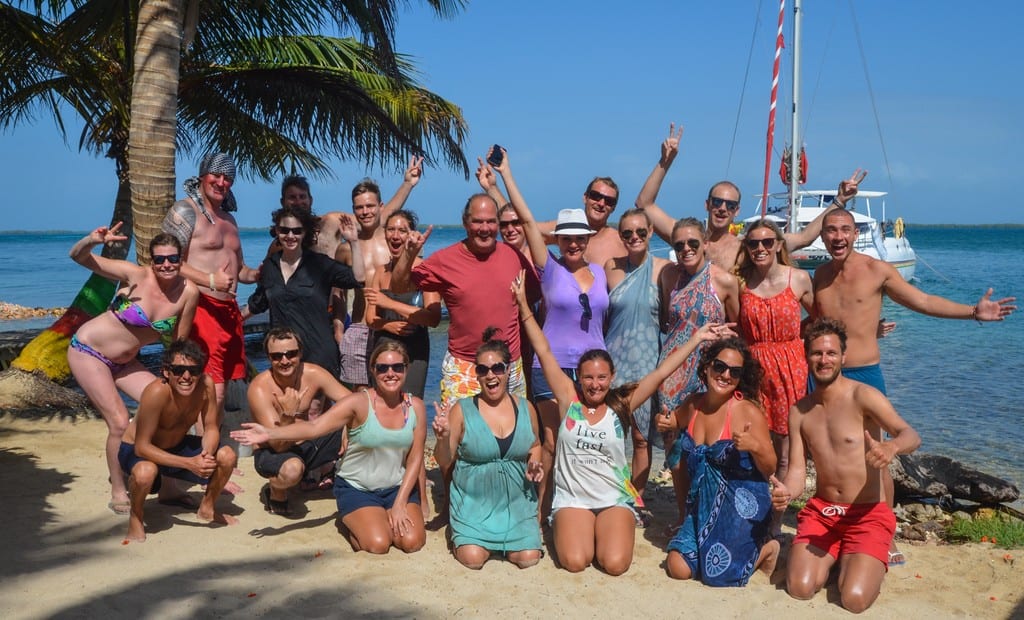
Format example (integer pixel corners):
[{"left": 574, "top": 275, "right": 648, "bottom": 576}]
[
  {"left": 726, "top": 0, "right": 765, "bottom": 176},
  {"left": 913, "top": 252, "right": 953, "bottom": 284}
]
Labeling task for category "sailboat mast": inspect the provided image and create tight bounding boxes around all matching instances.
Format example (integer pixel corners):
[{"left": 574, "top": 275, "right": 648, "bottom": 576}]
[
  {"left": 789, "top": 0, "right": 802, "bottom": 231},
  {"left": 762, "top": 0, "right": 786, "bottom": 217}
]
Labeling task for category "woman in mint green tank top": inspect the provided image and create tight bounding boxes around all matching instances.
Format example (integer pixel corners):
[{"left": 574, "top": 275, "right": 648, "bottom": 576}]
[
  {"left": 434, "top": 328, "right": 544, "bottom": 569},
  {"left": 232, "top": 341, "right": 427, "bottom": 554}
]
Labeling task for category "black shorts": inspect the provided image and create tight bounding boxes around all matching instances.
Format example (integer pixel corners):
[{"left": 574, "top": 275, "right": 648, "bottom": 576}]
[{"left": 253, "top": 431, "right": 343, "bottom": 478}]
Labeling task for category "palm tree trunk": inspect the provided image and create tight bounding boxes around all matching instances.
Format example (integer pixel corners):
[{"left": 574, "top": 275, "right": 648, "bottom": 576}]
[{"left": 128, "top": 0, "right": 182, "bottom": 265}]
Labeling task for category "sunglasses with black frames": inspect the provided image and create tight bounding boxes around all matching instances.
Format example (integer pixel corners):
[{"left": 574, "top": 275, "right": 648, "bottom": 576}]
[
  {"left": 672, "top": 238, "right": 702, "bottom": 253},
  {"left": 475, "top": 362, "right": 508, "bottom": 376},
  {"left": 743, "top": 237, "right": 777, "bottom": 250},
  {"left": 152, "top": 254, "right": 181, "bottom": 265},
  {"left": 374, "top": 362, "right": 408, "bottom": 374},
  {"left": 269, "top": 349, "right": 300, "bottom": 362},
  {"left": 709, "top": 358, "right": 743, "bottom": 379},
  {"left": 166, "top": 363, "right": 202, "bottom": 376},
  {"left": 578, "top": 293, "right": 593, "bottom": 321}
]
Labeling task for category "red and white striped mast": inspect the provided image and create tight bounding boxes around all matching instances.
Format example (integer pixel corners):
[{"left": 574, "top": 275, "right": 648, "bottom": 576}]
[{"left": 761, "top": 0, "right": 786, "bottom": 217}]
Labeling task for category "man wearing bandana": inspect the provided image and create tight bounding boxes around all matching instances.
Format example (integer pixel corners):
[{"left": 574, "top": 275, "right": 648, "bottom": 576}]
[{"left": 162, "top": 153, "right": 260, "bottom": 409}]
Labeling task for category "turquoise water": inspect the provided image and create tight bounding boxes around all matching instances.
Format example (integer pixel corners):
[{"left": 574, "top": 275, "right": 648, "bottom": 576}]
[{"left": 2, "top": 227, "right": 1021, "bottom": 488}]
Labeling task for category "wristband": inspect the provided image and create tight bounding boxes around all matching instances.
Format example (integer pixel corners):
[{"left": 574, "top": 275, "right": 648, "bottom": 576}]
[
  {"left": 972, "top": 304, "right": 983, "bottom": 325},
  {"left": 209, "top": 273, "right": 216, "bottom": 292}
]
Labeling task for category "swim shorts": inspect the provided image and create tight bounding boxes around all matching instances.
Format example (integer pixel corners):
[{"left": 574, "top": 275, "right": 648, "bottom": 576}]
[
  {"left": 332, "top": 475, "right": 421, "bottom": 519},
  {"left": 339, "top": 323, "right": 372, "bottom": 386},
  {"left": 439, "top": 351, "right": 525, "bottom": 413},
  {"left": 530, "top": 366, "right": 578, "bottom": 401},
  {"left": 793, "top": 496, "right": 895, "bottom": 569},
  {"left": 842, "top": 363, "right": 887, "bottom": 394},
  {"left": 253, "top": 431, "right": 342, "bottom": 478},
  {"left": 117, "top": 436, "right": 214, "bottom": 494},
  {"left": 190, "top": 293, "right": 246, "bottom": 384}
]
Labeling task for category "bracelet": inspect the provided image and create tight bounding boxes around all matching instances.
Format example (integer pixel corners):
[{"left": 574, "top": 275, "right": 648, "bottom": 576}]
[
  {"left": 209, "top": 272, "right": 216, "bottom": 292},
  {"left": 972, "top": 304, "right": 983, "bottom": 325},
  {"left": 521, "top": 313, "right": 535, "bottom": 322}
]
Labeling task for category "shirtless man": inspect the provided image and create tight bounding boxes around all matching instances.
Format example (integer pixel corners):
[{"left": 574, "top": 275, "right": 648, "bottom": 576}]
[
  {"left": 248, "top": 327, "right": 352, "bottom": 515},
  {"left": 770, "top": 318, "right": 920, "bottom": 613},
  {"left": 635, "top": 123, "right": 853, "bottom": 269},
  {"left": 162, "top": 153, "right": 259, "bottom": 407},
  {"left": 119, "top": 339, "right": 238, "bottom": 542},
  {"left": 338, "top": 156, "right": 423, "bottom": 388}
]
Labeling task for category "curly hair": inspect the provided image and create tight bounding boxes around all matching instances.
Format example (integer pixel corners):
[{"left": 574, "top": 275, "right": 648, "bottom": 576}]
[{"left": 696, "top": 338, "right": 763, "bottom": 406}]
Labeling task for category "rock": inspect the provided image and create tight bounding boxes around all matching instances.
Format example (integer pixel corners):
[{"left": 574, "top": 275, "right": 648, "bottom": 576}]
[
  {"left": 891, "top": 453, "right": 1020, "bottom": 504},
  {"left": 952, "top": 511, "right": 972, "bottom": 522}
]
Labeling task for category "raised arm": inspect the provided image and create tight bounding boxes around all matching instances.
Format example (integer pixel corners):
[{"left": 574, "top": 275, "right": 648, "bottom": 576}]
[
  {"left": 389, "top": 225, "right": 432, "bottom": 291},
  {"left": 634, "top": 123, "right": 684, "bottom": 242},
  {"left": 431, "top": 400, "right": 464, "bottom": 473},
  {"left": 381, "top": 155, "right": 424, "bottom": 220},
  {"left": 491, "top": 149, "right": 549, "bottom": 269},
  {"left": 476, "top": 157, "right": 508, "bottom": 209},
  {"left": 630, "top": 318, "right": 735, "bottom": 409},
  {"left": 512, "top": 270, "right": 575, "bottom": 410},
  {"left": 69, "top": 222, "right": 140, "bottom": 283},
  {"left": 783, "top": 169, "right": 865, "bottom": 251},
  {"left": 336, "top": 213, "right": 366, "bottom": 285}
]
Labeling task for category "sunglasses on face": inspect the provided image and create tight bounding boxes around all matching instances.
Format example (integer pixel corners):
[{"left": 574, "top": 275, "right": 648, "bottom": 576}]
[
  {"left": 744, "top": 237, "right": 777, "bottom": 250},
  {"left": 166, "top": 363, "right": 202, "bottom": 376},
  {"left": 619, "top": 228, "right": 648, "bottom": 241},
  {"left": 499, "top": 219, "right": 522, "bottom": 228},
  {"left": 374, "top": 362, "right": 407, "bottom": 375},
  {"left": 475, "top": 362, "right": 508, "bottom": 377},
  {"left": 268, "top": 349, "right": 300, "bottom": 362},
  {"left": 152, "top": 254, "right": 181, "bottom": 265},
  {"left": 276, "top": 226, "right": 304, "bottom": 236},
  {"left": 673, "top": 238, "right": 702, "bottom": 253},
  {"left": 586, "top": 189, "right": 618, "bottom": 207},
  {"left": 709, "top": 358, "right": 744, "bottom": 379},
  {"left": 709, "top": 196, "right": 740, "bottom": 211},
  {"left": 579, "top": 293, "right": 593, "bottom": 321}
]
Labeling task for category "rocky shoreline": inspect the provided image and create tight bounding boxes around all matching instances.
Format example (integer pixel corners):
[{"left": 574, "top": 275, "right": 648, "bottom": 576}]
[{"left": 0, "top": 302, "right": 65, "bottom": 321}]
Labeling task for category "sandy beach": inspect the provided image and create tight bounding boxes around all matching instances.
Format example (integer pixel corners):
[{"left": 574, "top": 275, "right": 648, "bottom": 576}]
[{"left": 2, "top": 413, "right": 1022, "bottom": 619}]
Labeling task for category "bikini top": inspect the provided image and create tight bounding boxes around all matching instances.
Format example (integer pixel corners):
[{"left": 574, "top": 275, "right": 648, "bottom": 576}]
[
  {"left": 686, "top": 396, "right": 734, "bottom": 443},
  {"left": 109, "top": 294, "right": 178, "bottom": 346}
]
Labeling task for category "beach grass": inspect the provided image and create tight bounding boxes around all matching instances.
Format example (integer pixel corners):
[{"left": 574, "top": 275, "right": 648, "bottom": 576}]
[{"left": 946, "top": 513, "right": 1024, "bottom": 548}]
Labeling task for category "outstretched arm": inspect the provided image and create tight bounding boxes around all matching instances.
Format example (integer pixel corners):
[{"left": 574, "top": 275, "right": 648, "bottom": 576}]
[
  {"left": 491, "top": 149, "right": 549, "bottom": 270},
  {"left": 635, "top": 123, "right": 684, "bottom": 242},
  {"left": 630, "top": 318, "right": 736, "bottom": 409},
  {"left": 784, "top": 169, "right": 865, "bottom": 251}
]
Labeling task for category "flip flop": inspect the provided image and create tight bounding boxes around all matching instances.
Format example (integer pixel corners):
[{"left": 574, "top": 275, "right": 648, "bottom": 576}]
[
  {"left": 108, "top": 500, "right": 131, "bottom": 515},
  {"left": 888, "top": 550, "right": 907, "bottom": 567},
  {"left": 260, "top": 486, "right": 291, "bottom": 516}
]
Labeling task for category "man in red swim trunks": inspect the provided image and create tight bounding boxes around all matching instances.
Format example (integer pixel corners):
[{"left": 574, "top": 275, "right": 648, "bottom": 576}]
[{"left": 770, "top": 318, "right": 920, "bottom": 613}]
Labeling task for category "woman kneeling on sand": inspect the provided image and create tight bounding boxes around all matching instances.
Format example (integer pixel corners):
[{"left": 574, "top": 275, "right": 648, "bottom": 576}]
[
  {"left": 233, "top": 341, "right": 427, "bottom": 554},
  {"left": 513, "top": 271, "right": 731, "bottom": 575}
]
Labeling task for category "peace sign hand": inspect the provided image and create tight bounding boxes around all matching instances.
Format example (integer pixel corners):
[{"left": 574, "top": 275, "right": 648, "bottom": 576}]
[{"left": 661, "top": 122, "right": 684, "bottom": 165}]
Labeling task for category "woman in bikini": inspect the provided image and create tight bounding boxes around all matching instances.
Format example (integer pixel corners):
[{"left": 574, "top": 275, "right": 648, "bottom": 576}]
[
  {"left": 232, "top": 341, "right": 427, "bottom": 554},
  {"left": 734, "top": 218, "right": 814, "bottom": 535},
  {"left": 513, "top": 271, "right": 731, "bottom": 575},
  {"left": 68, "top": 223, "right": 199, "bottom": 514},
  {"left": 433, "top": 328, "right": 543, "bottom": 569},
  {"left": 656, "top": 338, "right": 779, "bottom": 586}
]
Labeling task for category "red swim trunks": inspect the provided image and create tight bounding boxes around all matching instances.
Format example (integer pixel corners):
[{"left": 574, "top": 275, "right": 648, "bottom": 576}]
[
  {"left": 190, "top": 293, "right": 246, "bottom": 384},
  {"left": 793, "top": 496, "right": 895, "bottom": 569}
]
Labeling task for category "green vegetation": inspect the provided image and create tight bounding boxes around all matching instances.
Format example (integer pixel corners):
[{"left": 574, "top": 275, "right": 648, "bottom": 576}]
[{"left": 946, "top": 513, "right": 1024, "bottom": 548}]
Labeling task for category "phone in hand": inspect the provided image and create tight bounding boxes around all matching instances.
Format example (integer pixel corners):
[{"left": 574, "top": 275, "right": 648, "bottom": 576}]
[{"left": 487, "top": 145, "right": 504, "bottom": 167}]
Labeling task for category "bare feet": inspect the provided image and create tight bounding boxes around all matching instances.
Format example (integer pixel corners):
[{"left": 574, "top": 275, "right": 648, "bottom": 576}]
[
  {"left": 757, "top": 537, "right": 781, "bottom": 576},
  {"left": 221, "top": 480, "right": 244, "bottom": 495},
  {"left": 124, "top": 519, "right": 147, "bottom": 543},
  {"left": 197, "top": 506, "right": 239, "bottom": 526}
]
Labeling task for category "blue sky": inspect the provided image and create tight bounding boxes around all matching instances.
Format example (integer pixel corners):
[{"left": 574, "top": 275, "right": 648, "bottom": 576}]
[{"left": 3, "top": 1, "right": 1022, "bottom": 231}]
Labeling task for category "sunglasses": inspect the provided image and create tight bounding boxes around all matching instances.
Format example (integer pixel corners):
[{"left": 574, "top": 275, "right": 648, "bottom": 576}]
[
  {"left": 673, "top": 238, "right": 702, "bottom": 253},
  {"left": 276, "top": 226, "right": 305, "bottom": 236},
  {"left": 166, "top": 363, "right": 202, "bottom": 376},
  {"left": 579, "top": 293, "right": 593, "bottom": 321},
  {"left": 268, "top": 349, "right": 300, "bottom": 362},
  {"left": 744, "top": 237, "right": 777, "bottom": 250},
  {"left": 499, "top": 219, "right": 522, "bottom": 228},
  {"left": 374, "top": 362, "right": 407, "bottom": 374},
  {"left": 152, "top": 254, "right": 181, "bottom": 265},
  {"left": 475, "top": 362, "right": 508, "bottom": 377},
  {"left": 709, "top": 358, "right": 744, "bottom": 379},
  {"left": 586, "top": 189, "right": 618, "bottom": 207},
  {"left": 619, "top": 228, "right": 648, "bottom": 241},
  {"left": 709, "top": 196, "right": 740, "bottom": 211}
]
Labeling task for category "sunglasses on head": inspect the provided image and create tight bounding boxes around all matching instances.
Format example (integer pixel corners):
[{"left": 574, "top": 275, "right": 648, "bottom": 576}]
[
  {"left": 268, "top": 349, "right": 300, "bottom": 362},
  {"left": 166, "top": 363, "right": 202, "bottom": 376},
  {"left": 374, "top": 362, "right": 407, "bottom": 374},
  {"left": 276, "top": 226, "right": 304, "bottom": 236},
  {"left": 619, "top": 228, "right": 648, "bottom": 241},
  {"left": 673, "top": 238, "right": 702, "bottom": 253},
  {"left": 744, "top": 237, "right": 777, "bottom": 250},
  {"left": 475, "top": 362, "right": 508, "bottom": 377},
  {"left": 152, "top": 254, "right": 181, "bottom": 265},
  {"left": 586, "top": 189, "right": 618, "bottom": 207},
  {"left": 709, "top": 358, "right": 743, "bottom": 379},
  {"left": 579, "top": 293, "right": 593, "bottom": 321},
  {"left": 709, "top": 196, "right": 740, "bottom": 211},
  {"left": 499, "top": 219, "right": 522, "bottom": 228}
]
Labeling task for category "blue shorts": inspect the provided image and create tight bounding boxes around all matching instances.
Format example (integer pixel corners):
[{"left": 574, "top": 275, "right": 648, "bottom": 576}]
[
  {"left": 530, "top": 366, "right": 578, "bottom": 400},
  {"left": 808, "top": 363, "right": 887, "bottom": 395},
  {"left": 332, "top": 475, "right": 421, "bottom": 519},
  {"left": 117, "top": 436, "right": 212, "bottom": 494}
]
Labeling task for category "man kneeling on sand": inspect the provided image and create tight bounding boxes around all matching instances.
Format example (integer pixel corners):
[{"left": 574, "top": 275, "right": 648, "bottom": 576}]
[
  {"left": 118, "top": 339, "right": 238, "bottom": 542},
  {"left": 771, "top": 318, "right": 920, "bottom": 613}
]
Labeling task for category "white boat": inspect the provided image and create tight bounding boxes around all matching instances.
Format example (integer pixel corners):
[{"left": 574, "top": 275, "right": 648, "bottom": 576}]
[
  {"left": 751, "top": 0, "right": 917, "bottom": 280},
  {"left": 749, "top": 189, "right": 916, "bottom": 280}
]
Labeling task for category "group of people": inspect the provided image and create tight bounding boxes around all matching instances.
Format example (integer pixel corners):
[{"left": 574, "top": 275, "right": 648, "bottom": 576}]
[{"left": 68, "top": 125, "right": 1016, "bottom": 612}]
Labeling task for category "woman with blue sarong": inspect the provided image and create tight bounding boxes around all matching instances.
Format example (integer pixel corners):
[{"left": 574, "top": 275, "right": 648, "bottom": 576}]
[
  {"left": 656, "top": 338, "right": 779, "bottom": 586},
  {"left": 604, "top": 208, "right": 670, "bottom": 511}
]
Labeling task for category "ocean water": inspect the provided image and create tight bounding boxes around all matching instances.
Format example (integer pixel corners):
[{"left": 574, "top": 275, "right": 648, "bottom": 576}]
[{"left": 1, "top": 226, "right": 1022, "bottom": 489}]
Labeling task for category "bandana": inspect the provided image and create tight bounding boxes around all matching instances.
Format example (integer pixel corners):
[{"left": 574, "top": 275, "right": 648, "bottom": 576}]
[{"left": 184, "top": 152, "right": 238, "bottom": 222}]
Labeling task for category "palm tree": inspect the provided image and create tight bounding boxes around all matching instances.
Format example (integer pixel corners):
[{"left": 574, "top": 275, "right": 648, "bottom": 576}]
[{"left": 0, "top": 0, "right": 469, "bottom": 390}]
